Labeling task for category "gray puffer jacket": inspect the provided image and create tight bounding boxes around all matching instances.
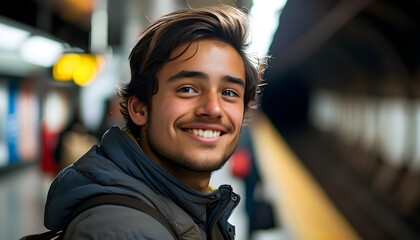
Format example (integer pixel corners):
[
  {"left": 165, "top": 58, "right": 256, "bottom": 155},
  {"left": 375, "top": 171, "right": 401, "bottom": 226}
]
[{"left": 44, "top": 126, "right": 240, "bottom": 239}]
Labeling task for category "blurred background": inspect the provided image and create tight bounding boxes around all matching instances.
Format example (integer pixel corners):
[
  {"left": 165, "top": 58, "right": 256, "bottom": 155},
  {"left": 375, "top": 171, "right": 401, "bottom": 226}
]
[{"left": 0, "top": 0, "right": 419, "bottom": 239}]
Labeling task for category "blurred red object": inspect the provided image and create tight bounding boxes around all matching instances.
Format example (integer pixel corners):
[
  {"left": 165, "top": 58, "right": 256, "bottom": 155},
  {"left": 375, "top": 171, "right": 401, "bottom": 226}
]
[
  {"left": 40, "top": 123, "right": 59, "bottom": 175},
  {"left": 230, "top": 148, "right": 252, "bottom": 178}
]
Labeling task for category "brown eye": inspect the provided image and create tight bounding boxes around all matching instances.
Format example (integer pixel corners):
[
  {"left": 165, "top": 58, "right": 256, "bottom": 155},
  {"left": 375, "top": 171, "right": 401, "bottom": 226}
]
[
  {"left": 222, "top": 89, "right": 239, "bottom": 97},
  {"left": 177, "top": 86, "right": 195, "bottom": 93},
  {"left": 177, "top": 86, "right": 198, "bottom": 95}
]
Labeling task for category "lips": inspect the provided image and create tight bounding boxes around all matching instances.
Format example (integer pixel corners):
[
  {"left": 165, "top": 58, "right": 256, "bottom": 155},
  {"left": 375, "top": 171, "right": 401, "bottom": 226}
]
[{"left": 186, "top": 129, "right": 221, "bottom": 139}]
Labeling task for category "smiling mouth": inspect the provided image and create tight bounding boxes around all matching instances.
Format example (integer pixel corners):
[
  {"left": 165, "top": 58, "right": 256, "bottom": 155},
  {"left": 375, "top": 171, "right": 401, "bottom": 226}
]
[{"left": 186, "top": 129, "right": 222, "bottom": 139}]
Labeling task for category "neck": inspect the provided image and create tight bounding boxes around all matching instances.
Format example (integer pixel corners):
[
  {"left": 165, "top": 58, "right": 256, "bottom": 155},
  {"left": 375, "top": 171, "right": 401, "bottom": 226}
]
[{"left": 160, "top": 161, "right": 212, "bottom": 193}]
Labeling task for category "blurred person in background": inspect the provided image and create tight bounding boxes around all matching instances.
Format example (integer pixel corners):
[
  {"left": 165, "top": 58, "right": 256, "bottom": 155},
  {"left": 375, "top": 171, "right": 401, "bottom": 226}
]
[
  {"left": 53, "top": 105, "right": 98, "bottom": 171},
  {"left": 230, "top": 126, "right": 277, "bottom": 238},
  {"left": 94, "top": 95, "right": 125, "bottom": 140},
  {"left": 36, "top": 4, "right": 267, "bottom": 240}
]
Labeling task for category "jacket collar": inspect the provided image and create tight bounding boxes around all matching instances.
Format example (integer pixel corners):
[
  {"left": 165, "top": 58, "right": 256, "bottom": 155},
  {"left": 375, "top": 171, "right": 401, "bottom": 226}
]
[{"left": 96, "top": 127, "right": 240, "bottom": 228}]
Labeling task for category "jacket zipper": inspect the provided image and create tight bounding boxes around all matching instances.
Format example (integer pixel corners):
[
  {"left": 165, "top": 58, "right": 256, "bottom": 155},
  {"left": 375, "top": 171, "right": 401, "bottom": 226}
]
[{"left": 207, "top": 186, "right": 240, "bottom": 240}]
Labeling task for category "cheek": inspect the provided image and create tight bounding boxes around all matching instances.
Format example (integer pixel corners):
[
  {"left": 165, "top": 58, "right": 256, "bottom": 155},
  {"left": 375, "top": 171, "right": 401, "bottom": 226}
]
[
  {"left": 229, "top": 103, "right": 245, "bottom": 121},
  {"left": 151, "top": 99, "right": 185, "bottom": 127},
  {"left": 227, "top": 107, "right": 245, "bottom": 131},
  {"left": 163, "top": 99, "right": 186, "bottom": 117}
]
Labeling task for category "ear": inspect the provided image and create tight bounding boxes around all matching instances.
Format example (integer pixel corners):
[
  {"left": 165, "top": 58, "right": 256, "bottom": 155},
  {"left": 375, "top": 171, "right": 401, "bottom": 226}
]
[{"left": 127, "top": 96, "right": 148, "bottom": 126}]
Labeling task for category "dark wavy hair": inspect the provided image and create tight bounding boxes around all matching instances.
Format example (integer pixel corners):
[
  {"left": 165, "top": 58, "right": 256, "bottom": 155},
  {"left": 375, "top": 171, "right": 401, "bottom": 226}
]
[{"left": 119, "top": 5, "right": 267, "bottom": 138}]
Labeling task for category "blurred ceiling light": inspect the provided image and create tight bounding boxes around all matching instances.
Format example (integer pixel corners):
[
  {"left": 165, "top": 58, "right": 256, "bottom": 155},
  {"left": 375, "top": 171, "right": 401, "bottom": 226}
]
[
  {"left": 249, "top": 0, "right": 288, "bottom": 57},
  {"left": 0, "top": 22, "right": 30, "bottom": 51},
  {"left": 20, "top": 36, "right": 64, "bottom": 67}
]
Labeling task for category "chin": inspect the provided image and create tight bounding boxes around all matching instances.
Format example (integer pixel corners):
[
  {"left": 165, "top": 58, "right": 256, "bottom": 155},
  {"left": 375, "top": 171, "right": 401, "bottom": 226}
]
[{"left": 182, "top": 157, "right": 228, "bottom": 172}]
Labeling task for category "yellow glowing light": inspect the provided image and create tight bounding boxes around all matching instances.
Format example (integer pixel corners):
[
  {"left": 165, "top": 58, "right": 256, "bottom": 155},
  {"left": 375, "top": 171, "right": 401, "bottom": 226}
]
[
  {"left": 53, "top": 54, "right": 81, "bottom": 81},
  {"left": 73, "top": 55, "right": 98, "bottom": 86},
  {"left": 52, "top": 53, "right": 104, "bottom": 86}
]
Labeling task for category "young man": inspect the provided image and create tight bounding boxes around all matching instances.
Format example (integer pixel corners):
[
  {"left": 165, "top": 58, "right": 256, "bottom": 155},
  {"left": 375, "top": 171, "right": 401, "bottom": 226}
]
[{"left": 43, "top": 4, "right": 267, "bottom": 240}]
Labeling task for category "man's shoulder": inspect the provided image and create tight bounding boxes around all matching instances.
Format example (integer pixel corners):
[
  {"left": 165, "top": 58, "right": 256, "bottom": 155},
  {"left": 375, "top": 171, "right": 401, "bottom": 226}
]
[{"left": 63, "top": 204, "right": 176, "bottom": 240}]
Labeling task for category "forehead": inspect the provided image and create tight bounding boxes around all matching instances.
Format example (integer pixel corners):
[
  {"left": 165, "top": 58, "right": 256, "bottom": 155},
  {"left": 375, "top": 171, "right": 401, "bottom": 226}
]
[
  {"left": 171, "top": 39, "right": 237, "bottom": 57},
  {"left": 159, "top": 39, "right": 245, "bottom": 78}
]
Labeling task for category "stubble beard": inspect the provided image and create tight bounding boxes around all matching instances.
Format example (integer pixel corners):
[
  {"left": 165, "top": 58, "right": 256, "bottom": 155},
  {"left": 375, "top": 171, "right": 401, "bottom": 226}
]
[{"left": 145, "top": 121, "right": 234, "bottom": 173}]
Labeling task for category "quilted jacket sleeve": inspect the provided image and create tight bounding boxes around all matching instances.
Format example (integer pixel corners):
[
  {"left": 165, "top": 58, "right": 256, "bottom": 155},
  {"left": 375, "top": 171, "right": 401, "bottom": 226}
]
[{"left": 62, "top": 205, "right": 176, "bottom": 240}]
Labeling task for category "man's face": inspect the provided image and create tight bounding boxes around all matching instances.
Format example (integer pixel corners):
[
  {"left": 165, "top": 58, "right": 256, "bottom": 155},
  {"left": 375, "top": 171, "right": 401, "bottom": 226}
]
[{"left": 139, "top": 39, "right": 246, "bottom": 172}]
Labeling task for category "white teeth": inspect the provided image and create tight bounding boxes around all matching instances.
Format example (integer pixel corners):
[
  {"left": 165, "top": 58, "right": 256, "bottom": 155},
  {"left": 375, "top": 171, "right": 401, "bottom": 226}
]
[{"left": 190, "top": 129, "right": 221, "bottom": 138}]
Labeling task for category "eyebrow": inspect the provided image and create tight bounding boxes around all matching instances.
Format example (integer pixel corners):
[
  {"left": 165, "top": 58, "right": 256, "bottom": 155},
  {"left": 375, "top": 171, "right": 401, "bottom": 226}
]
[{"left": 167, "top": 70, "right": 245, "bottom": 88}]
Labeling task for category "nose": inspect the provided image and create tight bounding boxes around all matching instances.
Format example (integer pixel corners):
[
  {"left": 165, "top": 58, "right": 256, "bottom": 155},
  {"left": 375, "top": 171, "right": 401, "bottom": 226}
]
[{"left": 195, "top": 91, "right": 222, "bottom": 118}]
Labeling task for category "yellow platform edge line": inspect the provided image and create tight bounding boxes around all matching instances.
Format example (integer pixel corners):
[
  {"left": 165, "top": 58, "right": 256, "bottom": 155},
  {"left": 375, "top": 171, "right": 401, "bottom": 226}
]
[{"left": 250, "top": 113, "right": 361, "bottom": 240}]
